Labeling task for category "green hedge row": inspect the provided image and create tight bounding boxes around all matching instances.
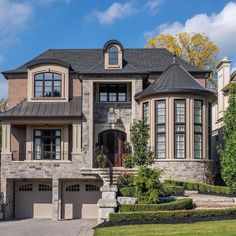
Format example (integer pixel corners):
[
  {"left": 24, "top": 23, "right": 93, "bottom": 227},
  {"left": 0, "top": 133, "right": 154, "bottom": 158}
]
[
  {"left": 120, "top": 187, "right": 135, "bottom": 197},
  {"left": 164, "top": 180, "right": 236, "bottom": 197},
  {"left": 120, "top": 184, "right": 185, "bottom": 198},
  {"left": 120, "top": 198, "right": 193, "bottom": 212},
  {"left": 110, "top": 208, "right": 236, "bottom": 224},
  {"left": 162, "top": 184, "right": 185, "bottom": 196}
]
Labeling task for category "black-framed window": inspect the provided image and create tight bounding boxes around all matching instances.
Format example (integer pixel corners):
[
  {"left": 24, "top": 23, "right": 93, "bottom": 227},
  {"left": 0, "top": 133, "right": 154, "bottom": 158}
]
[
  {"left": 109, "top": 46, "right": 118, "bottom": 65},
  {"left": 174, "top": 100, "right": 186, "bottom": 159},
  {"left": 155, "top": 100, "right": 166, "bottom": 159},
  {"left": 194, "top": 100, "right": 203, "bottom": 159},
  {"left": 99, "top": 84, "right": 127, "bottom": 102},
  {"left": 34, "top": 72, "right": 62, "bottom": 98},
  {"left": 34, "top": 129, "right": 61, "bottom": 160},
  {"left": 143, "top": 102, "right": 149, "bottom": 124},
  {"left": 208, "top": 102, "right": 212, "bottom": 159}
]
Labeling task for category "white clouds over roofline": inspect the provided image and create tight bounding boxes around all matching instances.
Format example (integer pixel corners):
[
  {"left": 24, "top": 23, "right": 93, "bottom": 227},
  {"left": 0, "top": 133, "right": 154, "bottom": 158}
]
[{"left": 144, "top": 2, "right": 236, "bottom": 56}]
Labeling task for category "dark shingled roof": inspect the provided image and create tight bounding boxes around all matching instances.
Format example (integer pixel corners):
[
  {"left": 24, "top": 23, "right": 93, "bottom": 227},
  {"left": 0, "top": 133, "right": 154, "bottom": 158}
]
[
  {"left": 2, "top": 48, "right": 208, "bottom": 76},
  {"left": 0, "top": 97, "right": 81, "bottom": 120},
  {"left": 135, "top": 62, "right": 214, "bottom": 100}
]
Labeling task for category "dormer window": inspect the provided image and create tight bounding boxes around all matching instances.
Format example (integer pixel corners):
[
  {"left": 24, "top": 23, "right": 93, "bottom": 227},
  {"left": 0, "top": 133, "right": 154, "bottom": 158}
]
[
  {"left": 109, "top": 46, "right": 118, "bottom": 65},
  {"left": 34, "top": 72, "right": 62, "bottom": 98},
  {"left": 103, "top": 40, "right": 123, "bottom": 69}
]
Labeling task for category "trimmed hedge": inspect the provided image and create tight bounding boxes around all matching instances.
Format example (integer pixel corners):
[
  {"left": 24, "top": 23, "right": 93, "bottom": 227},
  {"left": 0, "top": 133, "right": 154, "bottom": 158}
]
[
  {"left": 120, "top": 187, "right": 136, "bottom": 197},
  {"left": 110, "top": 208, "right": 236, "bottom": 224},
  {"left": 162, "top": 184, "right": 185, "bottom": 196},
  {"left": 120, "top": 198, "right": 193, "bottom": 212},
  {"left": 164, "top": 180, "right": 236, "bottom": 197}
]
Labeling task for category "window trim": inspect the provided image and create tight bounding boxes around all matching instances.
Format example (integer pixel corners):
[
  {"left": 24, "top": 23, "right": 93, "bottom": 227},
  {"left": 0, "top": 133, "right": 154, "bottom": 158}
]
[
  {"left": 208, "top": 102, "right": 212, "bottom": 160},
  {"left": 34, "top": 72, "right": 62, "bottom": 98},
  {"left": 155, "top": 99, "right": 166, "bottom": 159},
  {"left": 99, "top": 84, "right": 127, "bottom": 102},
  {"left": 174, "top": 99, "right": 186, "bottom": 159},
  {"left": 194, "top": 100, "right": 203, "bottom": 159}
]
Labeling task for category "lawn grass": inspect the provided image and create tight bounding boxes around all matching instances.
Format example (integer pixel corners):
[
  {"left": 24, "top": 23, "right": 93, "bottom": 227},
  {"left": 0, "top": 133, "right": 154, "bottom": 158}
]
[{"left": 94, "top": 219, "right": 236, "bottom": 236}]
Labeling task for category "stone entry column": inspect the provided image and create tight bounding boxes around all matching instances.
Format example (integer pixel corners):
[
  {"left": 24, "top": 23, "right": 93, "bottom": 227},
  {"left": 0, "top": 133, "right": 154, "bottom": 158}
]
[{"left": 97, "top": 185, "right": 118, "bottom": 224}]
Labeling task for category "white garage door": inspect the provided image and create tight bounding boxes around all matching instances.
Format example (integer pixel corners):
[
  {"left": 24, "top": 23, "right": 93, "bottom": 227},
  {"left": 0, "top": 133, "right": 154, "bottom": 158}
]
[
  {"left": 62, "top": 181, "right": 102, "bottom": 219},
  {"left": 15, "top": 182, "right": 52, "bottom": 219}
]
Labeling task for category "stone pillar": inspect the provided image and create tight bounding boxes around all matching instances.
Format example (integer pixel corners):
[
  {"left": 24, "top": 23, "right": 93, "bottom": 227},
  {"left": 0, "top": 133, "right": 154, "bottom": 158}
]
[
  {"left": 1, "top": 122, "right": 11, "bottom": 155},
  {"left": 52, "top": 178, "right": 60, "bottom": 220},
  {"left": 72, "top": 122, "right": 82, "bottom": 154},
  {"left": 97, "top": 185, "right": 118, "bottom": 224}
]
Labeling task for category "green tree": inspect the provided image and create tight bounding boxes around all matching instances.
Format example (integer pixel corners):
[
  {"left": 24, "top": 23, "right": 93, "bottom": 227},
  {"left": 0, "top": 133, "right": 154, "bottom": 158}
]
[
  {"left": 130, "top": 120, "right": 154, "bottom": 166},
  {"left": 219, "top": 83, "right": 236, "bottom": 187},
  {"left": 146, "top": 32, "right": 219, "bottom": 87},
  {"left": 0, "top": 98, "right": 8, "bottom": 151}
]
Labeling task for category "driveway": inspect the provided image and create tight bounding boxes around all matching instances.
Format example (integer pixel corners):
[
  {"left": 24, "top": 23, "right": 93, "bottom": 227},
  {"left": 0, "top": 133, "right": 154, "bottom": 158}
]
[{"left": 0, "top": 219, "right": 96, "bottom": 236}]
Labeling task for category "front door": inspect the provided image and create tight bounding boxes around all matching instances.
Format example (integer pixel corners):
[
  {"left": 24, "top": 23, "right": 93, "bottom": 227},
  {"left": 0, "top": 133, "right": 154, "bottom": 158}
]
[{"left": 98, "top": 130, "right": 126, "bottom": 167}]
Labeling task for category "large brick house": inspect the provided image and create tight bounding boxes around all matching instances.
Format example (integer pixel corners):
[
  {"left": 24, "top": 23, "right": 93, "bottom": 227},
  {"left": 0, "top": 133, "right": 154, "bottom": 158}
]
[{"left": 0, "top": 40, "right": 215, "bottom": 220}]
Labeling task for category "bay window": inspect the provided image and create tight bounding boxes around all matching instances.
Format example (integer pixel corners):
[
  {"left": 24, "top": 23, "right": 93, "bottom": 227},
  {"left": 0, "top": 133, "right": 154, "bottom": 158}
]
[
  {"left": 174, "top": 100, "right": 186, "bottom": 159},
  {"left": 34, "top": 129, "right": 61, "bottom": 160},
  {"left": 155, "top": 100, "right": 166, "bottom": 159},
  {"left": 143, "top": 102, "right": 149, "bottom": 124},
  {"left": 194, "top": 100, "right": 203, "bottom": 159}
]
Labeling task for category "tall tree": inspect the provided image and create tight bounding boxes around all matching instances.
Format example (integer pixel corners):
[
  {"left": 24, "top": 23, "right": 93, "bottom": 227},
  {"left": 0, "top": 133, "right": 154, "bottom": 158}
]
[
  {"left": 146, "top": 33, "right": 219, "bottom": 87},
  {"left": 218, "top": 83, "right": 236, "bottom": 187},
  {"left": 0, "top": 99, "right": 8, "bottom": 151}
]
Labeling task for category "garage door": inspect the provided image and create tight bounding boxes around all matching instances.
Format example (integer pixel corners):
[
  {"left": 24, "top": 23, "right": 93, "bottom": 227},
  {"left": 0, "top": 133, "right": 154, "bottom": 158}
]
[
  {"left": 62, "top": 181, "right": 102, "bottom": 219},
  {"left": 15, "top": 182, "right": 52, "bottom": 219}
]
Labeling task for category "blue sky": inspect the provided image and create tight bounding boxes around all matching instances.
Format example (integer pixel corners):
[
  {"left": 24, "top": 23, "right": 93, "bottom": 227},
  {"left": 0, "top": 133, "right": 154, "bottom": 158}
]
[{"left": 0, "top": 0, "right": 236, "bottom": 99}]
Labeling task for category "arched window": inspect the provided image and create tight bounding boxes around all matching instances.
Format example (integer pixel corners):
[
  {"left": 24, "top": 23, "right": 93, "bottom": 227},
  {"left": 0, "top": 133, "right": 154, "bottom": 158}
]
[
  {"left": 109, "top": 46, "right": 118, "bottom": 65},
  {"left": 34, "top": 72, "right": 62, "bottom": 97}
]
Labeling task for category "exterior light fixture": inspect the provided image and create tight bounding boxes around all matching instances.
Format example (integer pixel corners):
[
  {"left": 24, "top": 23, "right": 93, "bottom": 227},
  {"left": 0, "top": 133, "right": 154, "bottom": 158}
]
[{"left": 107, "top": 107, "right": 116, "bottom": 124}]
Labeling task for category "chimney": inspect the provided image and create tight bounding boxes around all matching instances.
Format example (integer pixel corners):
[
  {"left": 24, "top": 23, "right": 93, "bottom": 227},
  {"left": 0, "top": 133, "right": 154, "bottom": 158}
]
[{"left": 217, "top": 57, "right": 231, "bottom": 120}]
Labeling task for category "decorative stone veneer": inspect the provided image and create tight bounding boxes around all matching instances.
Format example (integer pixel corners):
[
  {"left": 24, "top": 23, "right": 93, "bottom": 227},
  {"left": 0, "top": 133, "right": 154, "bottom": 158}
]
[
  {"left": 0, "top": 153, "right": 100, "bottom": 219},
  {"left": 152, "top": 160, "right": 212, "bottom": 183}
]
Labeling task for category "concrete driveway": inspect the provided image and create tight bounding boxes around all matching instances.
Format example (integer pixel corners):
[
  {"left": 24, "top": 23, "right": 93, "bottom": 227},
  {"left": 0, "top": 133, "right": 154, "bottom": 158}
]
[{"left": 0, "top": 219, "right": 96, "bottom": 236}]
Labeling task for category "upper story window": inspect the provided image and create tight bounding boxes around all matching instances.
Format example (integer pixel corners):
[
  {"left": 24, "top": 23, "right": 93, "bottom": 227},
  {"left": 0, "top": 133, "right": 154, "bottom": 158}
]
[
  {"left": 34, "top": 72, "right": 62, "bottom": 98},
  {"left": 108, "top": 46, "right": 118, "bottom": 65},
  {"left": 194, "top": 100, "right": 203, "bottom": 159},
  {"left": 174, "top": 100, "right": 186, "bottom": 159},
  {"left": 99, "top": 84, "right": 127, "bottom": 102}
]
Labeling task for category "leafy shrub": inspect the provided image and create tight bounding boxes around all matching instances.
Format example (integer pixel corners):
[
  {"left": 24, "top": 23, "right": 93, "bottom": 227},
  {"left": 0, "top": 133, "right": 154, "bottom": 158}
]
[
  {"left": 162, "top": 184, "right": 185, "bottom": 196},
  {"left": 110, "top": 208, "right": 236, "bottom": 224},
  {"left": 117, "top": 173, "right": 134, "bottom": 189},
  {"left": 164, "top": 180, "right": 236, "bottom": 197},
  {"left": 122, "top": 142, "right": 134, "bottom": 168},
  {"left": 134, "top": 167, "right": 163, "bottom": 204},
  {"left": 120, "top": 187, "right": 136, "bottom": 197},
  {"left": 120, "top": 198, "right": 193, "bottom": 212}
]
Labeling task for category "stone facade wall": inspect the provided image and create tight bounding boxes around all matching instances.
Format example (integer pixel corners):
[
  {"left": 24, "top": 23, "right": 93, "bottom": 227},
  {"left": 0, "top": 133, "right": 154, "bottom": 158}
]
[
  {"left": 94, "top": 103, "right": 132, "bottom": 123},
  {"left": 8, "top": 77, "right": 27, "bottom": 109},
  {"left": 153, "top": 160, "right": 212, "bottom": 183},
  {"left": 11, "top": 125, "right": 26, "bottom": 161}
]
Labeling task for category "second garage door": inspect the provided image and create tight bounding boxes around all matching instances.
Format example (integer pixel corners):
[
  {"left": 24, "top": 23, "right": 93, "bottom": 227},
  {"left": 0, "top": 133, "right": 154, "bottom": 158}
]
[{"left": 62, "top": 181, "right": 102, "bottom": 219}]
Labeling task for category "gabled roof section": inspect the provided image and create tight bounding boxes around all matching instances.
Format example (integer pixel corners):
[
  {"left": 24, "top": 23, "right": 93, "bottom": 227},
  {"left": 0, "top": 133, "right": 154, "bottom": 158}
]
[
  {"left": 0, "top": 97, "right": 81, "bottom": 120},
  {"left": 135, "top": 61, "right": 214, "bottom": 100},
  {"left": 2, "top": 47, "right": 209, "bottom": 77}
]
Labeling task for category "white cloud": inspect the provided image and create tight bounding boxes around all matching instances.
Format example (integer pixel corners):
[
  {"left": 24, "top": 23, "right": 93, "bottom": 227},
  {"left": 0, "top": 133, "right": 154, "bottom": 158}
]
[
  {"left": 145, "top": 2, "right": 236, "bottom": 56},
  {"left": 91, "top": 2, "right": 136, "bottom": 25},
  {"left": 145, "top": 0, "right": 163, "bottom": 11},
  {"left": 0, "top": 0, "right": 32, "bottom": 36}
]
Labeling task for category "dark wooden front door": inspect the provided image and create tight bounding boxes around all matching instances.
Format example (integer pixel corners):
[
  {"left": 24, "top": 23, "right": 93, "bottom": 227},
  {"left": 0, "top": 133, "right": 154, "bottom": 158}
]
[{"left": 98, "top": 130, "right": 126, "bottom": 167}]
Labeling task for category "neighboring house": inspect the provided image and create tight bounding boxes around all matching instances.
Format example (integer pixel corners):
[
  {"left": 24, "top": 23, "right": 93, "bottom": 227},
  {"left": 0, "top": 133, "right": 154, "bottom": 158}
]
[
  {"left": 0, "top": 40, "right": 215, "bottom": 220},
  {"left": 212, "top": 57, "right": 236, "bottom": 177}
]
